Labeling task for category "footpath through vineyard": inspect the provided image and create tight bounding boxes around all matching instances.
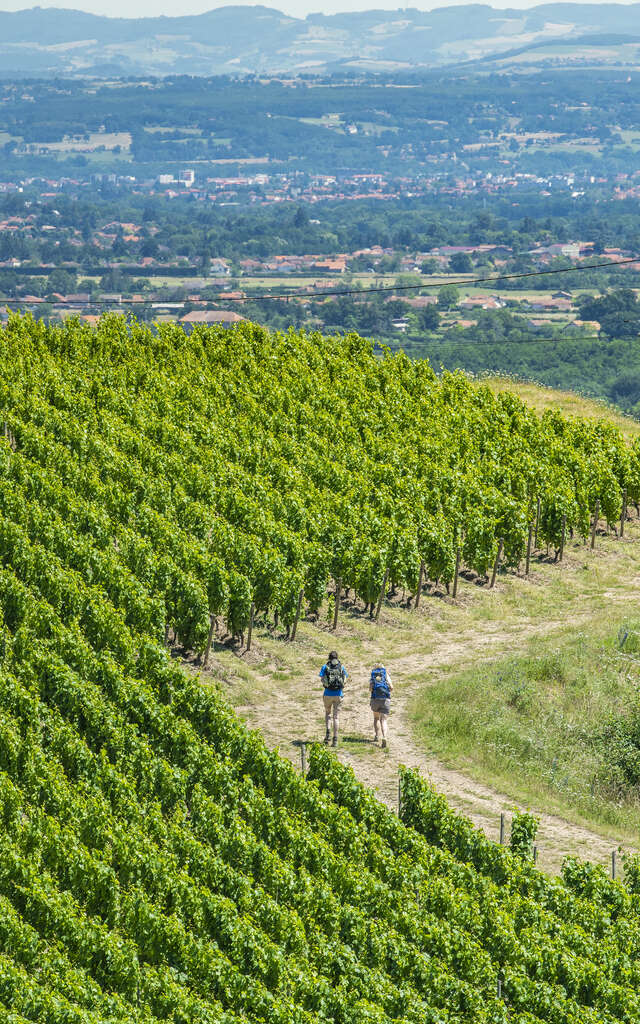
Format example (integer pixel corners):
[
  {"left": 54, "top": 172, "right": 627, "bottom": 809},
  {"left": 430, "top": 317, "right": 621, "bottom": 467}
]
[
  {"left": 4, "top": 314, "right": 640, "bottom": 880},
  {"left": 214, "top": 517, "right": 640, "bottom": 876},
  {"left": 8, "top": 317, "right": 640, "bottom": 1021}
]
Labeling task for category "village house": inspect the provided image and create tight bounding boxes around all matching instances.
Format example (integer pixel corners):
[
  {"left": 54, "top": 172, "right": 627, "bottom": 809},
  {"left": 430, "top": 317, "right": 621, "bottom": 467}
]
[
  {"left": 529, "top": 297, "right": 573, "bottom": 312},
  {"left": 459, "top": 295, "right": 505, "bottom": 311},
  {"left": 208, "top": 259, "right": 231, "bottom": 277},
  {"left": 180, "top": 310, "right": 245, "bottom": 326},
  {"left": 567, "top": 319, "right": 601, "bottom": 333}
]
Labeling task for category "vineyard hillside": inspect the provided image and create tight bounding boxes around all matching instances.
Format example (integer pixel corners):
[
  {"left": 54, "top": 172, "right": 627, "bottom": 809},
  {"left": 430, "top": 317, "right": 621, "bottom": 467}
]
[
  {"left": 4, "top": 313, "right": 640, "bottom": 1021},
  {"left": 484, "top": 376, "right": 640, "bottom": 439}
]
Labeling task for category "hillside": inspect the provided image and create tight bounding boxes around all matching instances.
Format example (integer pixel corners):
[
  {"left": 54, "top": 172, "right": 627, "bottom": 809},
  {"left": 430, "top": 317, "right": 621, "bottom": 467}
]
[
  {"left": 3, "top": 3, "right": 640, "bottom": 75},
  {"left": 209, "top": 382, "right": 640, "bottom": 871},
  {"left": 484, "top": 377, "right": 640, "bottom": 439},
  {"left": 5, "top": 315, "right": 640, "bottom": 1019}
]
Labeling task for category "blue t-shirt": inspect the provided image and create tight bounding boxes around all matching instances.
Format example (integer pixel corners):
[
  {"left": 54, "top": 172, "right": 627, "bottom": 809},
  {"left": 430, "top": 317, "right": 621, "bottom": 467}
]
[{"left": 320, "top": 662, "right": 348, "bottom": 697}]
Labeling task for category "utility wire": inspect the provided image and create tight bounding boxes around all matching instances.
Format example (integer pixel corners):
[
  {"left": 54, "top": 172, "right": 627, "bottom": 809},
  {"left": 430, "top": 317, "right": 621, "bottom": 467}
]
[
  {"left": 0, "top": 256, "right": 639, "bottom": 308},
  {"left": 222, "top": 256, "right": 640, "bottom": 303}
]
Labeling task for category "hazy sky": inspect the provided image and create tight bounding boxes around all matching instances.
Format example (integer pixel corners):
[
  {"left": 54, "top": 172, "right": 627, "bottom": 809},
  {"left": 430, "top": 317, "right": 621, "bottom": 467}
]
[{"left": 0, "top": 0, "right": 633, "bottom": 18}]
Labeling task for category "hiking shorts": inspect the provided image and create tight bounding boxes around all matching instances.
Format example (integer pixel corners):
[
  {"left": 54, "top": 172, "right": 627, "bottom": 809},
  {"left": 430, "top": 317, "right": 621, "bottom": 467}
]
[
  {"left": 370, "top": 697, "right": 391, "bottom": 716},
  {"left": 323, "top": 695, "right": 343, "bottom": 713}
]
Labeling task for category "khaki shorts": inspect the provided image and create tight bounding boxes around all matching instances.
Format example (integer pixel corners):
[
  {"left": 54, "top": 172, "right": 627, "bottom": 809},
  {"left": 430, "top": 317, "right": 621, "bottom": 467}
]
[{"left": 323, "top": 695, "right": 343, "bottom": 712}]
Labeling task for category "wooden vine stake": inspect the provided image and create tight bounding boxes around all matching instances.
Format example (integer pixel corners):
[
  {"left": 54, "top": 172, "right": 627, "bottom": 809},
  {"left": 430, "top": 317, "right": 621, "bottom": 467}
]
[
  {"left": 452, "top": 546, "right": 461, "bottom": 598},
  {"left": 375, "top": 568, "right": 390, "bottom": 622},
  {"left": 203, "top": 614, "right": 216, "bottom": 668},
  {"left": 499, "top": 812, "right": 505, "bottom": 844},
  {"left": 534, "top": 495, "right": 541, "bottom": 549},
  {"left": 621, "top": 487, "right": 628, "bottom": 538},
  {"left": 525, "top": 523, "right": 533, "bottom": 576},
  {"left": 611, "top": 849, "right": 617, "bottom": 880},
  {"left": 414, "top": 561, "right": 425, "bottom": 609},
  {"left": 591, "top": 499, "right": 600, "bottom": 550},
  {"left": 490, "top": 538, "right": 504, "bottom": 589},
  {"left": 332, "top": 579, "right": 341, "bottom": 631},
  {"left": 1, "top": 422, "right": 14, "bottom": 452},
  {"left": 246, "top": 602, "right": 255, "bottom": 651},
  {"left": 559, "top": 514, "right": 566, "bottom": 562},
  {"left": 290, "top": 588, "right": 304, "bottom": 641}
]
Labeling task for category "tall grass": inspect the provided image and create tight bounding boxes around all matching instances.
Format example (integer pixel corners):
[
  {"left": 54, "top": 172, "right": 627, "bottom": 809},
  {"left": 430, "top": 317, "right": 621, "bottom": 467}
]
[{"left": 412, "top": 620, "right": 640, "bottom": 835}]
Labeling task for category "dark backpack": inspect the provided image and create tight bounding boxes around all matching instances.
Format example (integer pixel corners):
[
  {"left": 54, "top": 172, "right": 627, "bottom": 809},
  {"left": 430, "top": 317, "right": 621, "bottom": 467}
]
[
  {"left": 325, "top": 658, "right": 343, "bottom": 690},
  {"left": 370, "top": 667, "right": 390, "bottom": 700}
]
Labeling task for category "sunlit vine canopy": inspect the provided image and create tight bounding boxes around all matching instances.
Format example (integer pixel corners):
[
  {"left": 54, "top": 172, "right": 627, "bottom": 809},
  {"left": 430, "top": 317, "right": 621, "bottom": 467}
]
[
  {"left": 0, "top": 313, "right": 636, "bottom": 643},
  {"left": 1, "top": 313, "right": 640, "bottom": 1022}
]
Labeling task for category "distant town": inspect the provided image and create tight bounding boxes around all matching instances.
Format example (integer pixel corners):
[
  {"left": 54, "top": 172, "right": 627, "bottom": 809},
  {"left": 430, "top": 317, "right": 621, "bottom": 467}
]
[
  {"left": 2, "top": 68, "right": 640, "bottom": 410},
  {"left": 2, "top": 162, "right": 640, "bottom": 208}
]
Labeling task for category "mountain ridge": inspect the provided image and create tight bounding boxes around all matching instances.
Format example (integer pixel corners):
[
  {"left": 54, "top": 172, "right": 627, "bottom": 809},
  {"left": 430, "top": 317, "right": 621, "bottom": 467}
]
[{"left": 2, "top": 2, "right": 640, "bottom": 75}]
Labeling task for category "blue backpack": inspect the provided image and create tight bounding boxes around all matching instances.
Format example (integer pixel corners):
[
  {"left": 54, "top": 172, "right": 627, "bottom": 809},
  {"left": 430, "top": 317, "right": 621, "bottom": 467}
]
[{"left": 370, "top": 667, "right": 390, "bottom": 700}]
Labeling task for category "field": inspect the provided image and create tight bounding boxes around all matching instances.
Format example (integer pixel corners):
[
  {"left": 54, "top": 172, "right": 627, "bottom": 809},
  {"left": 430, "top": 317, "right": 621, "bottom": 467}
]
[
  {"left": 189, "top": 378, "right": 640, "bottom": 874},
  {"left": 490, "top": 41, "right": 640, "bottom": 70},
  {"left": 620, "top": 129, "right": 640, "bottom": 149},
  {"left": 19, "top": 131, "right": 132, "bottom": 154}
]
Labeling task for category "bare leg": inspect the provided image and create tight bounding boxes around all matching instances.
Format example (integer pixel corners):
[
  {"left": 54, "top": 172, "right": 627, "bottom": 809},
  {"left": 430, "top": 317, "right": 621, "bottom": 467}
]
[
  {"left": 380, "top": 713, "right": 389, "bottom": 748},
  {"left": 328, "top": 699, "right": 340, "bottom": 746},
  {"left": 373, "top": 711, "right": 380, "bottom": 740}
]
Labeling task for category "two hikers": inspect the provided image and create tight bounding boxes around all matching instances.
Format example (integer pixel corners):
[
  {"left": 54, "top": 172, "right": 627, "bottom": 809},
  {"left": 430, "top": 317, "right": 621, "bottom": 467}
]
[{"left": 319, "top": 652, "right": 393, "bottom": 748}]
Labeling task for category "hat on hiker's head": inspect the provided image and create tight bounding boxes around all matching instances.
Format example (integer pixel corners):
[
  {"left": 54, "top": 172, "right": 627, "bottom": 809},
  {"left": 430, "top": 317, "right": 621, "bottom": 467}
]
[{"left": 328, "top": 651, "right": 338, "bottom": 661}]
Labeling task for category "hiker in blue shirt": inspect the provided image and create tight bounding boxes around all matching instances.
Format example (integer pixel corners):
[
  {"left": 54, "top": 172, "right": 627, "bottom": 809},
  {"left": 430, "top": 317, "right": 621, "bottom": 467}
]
[
  {"left": 369, "top": 663, "right": 393, "bottom": 749},
  {"left": 320, "top": 650, "right": 348, "bottom": 747}
]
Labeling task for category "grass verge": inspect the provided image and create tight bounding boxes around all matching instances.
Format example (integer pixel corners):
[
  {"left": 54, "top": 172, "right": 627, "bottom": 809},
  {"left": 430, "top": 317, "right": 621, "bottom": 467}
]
[{"left": 412, "top": 619, "right": 640, "bottom": 837}]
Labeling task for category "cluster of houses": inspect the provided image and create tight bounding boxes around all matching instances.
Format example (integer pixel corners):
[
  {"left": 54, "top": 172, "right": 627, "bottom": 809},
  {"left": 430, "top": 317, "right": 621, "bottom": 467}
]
[
  {"left": 4, "top": 163, "right": 640, "bottom": 213},
  {"left": 1, "top": 223, "right": 636, "bottom": 333}
]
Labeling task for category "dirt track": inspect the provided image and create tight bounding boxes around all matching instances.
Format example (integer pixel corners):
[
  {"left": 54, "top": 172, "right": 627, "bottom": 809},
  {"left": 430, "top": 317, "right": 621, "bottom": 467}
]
[
  {"left": 232, "top": 624, "right": 622, "bottom": 874},
  {"left": 201, "top": 527, "right": 640, "bottom": 876}
]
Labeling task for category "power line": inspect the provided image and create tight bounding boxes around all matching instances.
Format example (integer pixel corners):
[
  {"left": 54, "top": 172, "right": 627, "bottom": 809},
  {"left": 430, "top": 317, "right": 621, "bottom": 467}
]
[
  {"left": 222, "top": 256, "right": 640, "bottom": 302},
  {"left": 0, "top": 255, "right": 638, "bottom": 308}
]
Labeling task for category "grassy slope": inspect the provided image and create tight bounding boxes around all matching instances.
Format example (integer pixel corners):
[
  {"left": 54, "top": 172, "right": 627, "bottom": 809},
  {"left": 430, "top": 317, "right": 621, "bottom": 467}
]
[
  {"left": 203, "top": 380, "right": 640, "bottom": 875},
  {"left": 484, "top": 375, "right": 640, "bottom": 438}
]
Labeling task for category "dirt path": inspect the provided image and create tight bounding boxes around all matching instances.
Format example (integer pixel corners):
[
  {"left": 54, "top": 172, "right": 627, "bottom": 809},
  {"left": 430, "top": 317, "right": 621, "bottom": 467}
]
[
  {"left": 319, "top": 629, "right": 620, "bottom": 874},
  {"left": 234, "top": 620, "right": 620, "bottom": 874},
  {"left": 206, "top": 529, "right": 640, "bottom": 876}
]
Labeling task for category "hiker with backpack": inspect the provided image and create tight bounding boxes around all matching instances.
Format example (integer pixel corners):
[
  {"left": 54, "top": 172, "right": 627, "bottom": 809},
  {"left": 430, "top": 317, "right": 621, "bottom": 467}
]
[
  {"left": 370, "top": 663, "right": 393, "bottom": 748},
  {"left": 320, "top": 650, "right": 348, "bottom": 747}
]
